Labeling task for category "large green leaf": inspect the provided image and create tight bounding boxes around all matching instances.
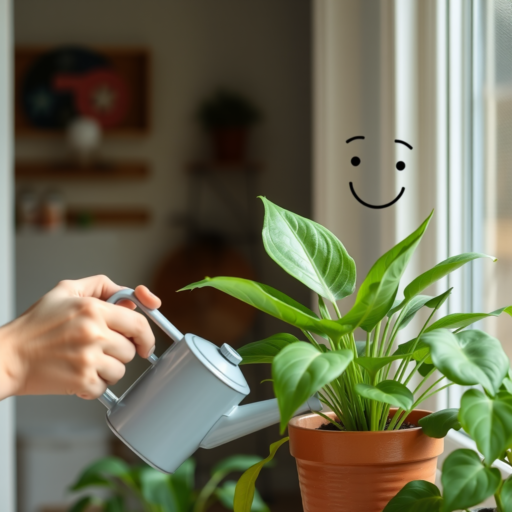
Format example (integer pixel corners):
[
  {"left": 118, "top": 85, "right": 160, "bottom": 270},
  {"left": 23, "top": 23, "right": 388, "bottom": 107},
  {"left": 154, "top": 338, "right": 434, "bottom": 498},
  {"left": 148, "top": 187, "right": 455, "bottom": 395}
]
[
  {"left": 139, "top": 467, "right": 177, "bottom": 512},
  {"left": 180, "top": 277, "right": 345, "bottom": 337},
  {"left": 355, "top": 381, "right": 414, "bottom": 410},
  {"left": 170, "top": 458, "right": 195, "bottom": 512},
  {"left": 441, "top": 449, "right": 501, "bottom": 512},
  {"left": 501, "top": 476, "right": 512, "bottom": 512},
  {"left": 68, "top": 497, "right": 98, "bottom": 512},
  {"left": 425, "top": 305, "right": 512, "bottom": 333},
  {"left": 394, "top": 296, "right": 436, "bottom": 331},
  {"left": 260, "top": 197, "right": 356, "bottom": 301},
  {"left": 383, "top": 480, "right": 443, "bottom": 512},
  {"left": 393, "top": 338, "right": 431, "bottom": 363},
  {"left": 104, "top": 496, "right": 124, "bottom": 512},
  {"left": 403, "top": 253, "right": 495, "bottom": 302},
  {"left": 459, "top": 389, "right": 512, "bottom": 464},
  {"left": 216, "top": 481, "right": 269, "bottom": 512},
  {"left": 234, "top": 437, "right": 289, "bottom": 512},
  {"left": 272, "top": 343, "right": 353, "bottom": 432},
  {"left": 338, "top": 211, "right": 433, "bottom": 332},
  {"left": 422, "top": 329, "right": 509, "bottom": 395},
  {"left": 70, "top": 456, "right": 132, "bottom": 491},
  {"left": 418, "top": 409, "right": 461, "bottom": 438},
  {"left": 356, "top": 354, "right": 412, "bottom": 381},
  {"left": 237, "top": 334, "right": 300, "bottom": 364}
]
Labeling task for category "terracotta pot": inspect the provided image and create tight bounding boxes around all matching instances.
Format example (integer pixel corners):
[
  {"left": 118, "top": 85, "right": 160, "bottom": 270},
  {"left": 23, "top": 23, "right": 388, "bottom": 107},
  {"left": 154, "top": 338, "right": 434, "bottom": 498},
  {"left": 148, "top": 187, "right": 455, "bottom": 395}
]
[
  {"left": 288, "top": 409, "right": 444, "bottom": 512},
  {"left": 210, "top": 127, "right": 248, "bottom": 163}
]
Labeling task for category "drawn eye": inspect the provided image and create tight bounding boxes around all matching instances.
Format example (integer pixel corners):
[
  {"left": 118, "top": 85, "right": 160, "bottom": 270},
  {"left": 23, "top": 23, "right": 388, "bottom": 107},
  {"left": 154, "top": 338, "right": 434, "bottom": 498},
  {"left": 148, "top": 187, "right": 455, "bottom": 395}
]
[
  {"left": 351, "top": 156, "right": 361, "bottom": 167},
  {"left": 396, "top": 161, "right": 406, "bottom": 171}
]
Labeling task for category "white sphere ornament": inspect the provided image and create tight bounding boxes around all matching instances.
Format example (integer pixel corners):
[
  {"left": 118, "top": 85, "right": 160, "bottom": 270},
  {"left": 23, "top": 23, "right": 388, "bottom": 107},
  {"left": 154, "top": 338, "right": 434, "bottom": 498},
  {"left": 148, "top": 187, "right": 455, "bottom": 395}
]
[{"left": 67, "top": 117, "right": 102, "bottom": 166}]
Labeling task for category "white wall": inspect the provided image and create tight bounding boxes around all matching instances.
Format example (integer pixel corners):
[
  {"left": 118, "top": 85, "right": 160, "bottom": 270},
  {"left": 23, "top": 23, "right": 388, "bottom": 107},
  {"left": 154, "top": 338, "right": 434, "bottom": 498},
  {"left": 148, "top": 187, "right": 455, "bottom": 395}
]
[{"left": 0, "top": 0, "right": 16, "bottom": 510}]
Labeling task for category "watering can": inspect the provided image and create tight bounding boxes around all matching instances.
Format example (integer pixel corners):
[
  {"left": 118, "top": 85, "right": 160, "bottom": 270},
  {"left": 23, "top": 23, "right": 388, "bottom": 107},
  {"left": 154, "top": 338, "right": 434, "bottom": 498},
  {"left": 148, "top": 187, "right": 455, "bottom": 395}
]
[{"left": 98, "top": 289, "right": 322, "bottom": 474}]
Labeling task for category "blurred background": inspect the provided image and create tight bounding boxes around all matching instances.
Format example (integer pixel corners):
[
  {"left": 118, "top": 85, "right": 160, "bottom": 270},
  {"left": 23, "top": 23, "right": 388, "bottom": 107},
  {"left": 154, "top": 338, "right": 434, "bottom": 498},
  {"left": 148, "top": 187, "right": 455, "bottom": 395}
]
[{"left": 13, "top": 1, "right": 311, "bottom": 510}]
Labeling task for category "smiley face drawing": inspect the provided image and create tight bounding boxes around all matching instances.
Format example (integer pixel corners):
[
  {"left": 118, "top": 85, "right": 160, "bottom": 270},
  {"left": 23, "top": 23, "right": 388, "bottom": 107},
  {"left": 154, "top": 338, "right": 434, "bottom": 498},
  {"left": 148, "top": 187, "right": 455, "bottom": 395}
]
[{"left": 347, "top": 135, "right": 412, "bottom": 209}]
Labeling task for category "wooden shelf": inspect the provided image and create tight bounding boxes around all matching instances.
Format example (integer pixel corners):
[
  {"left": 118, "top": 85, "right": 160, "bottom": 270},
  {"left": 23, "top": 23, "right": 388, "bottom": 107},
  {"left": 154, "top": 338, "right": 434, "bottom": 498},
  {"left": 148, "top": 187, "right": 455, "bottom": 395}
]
[
  {"left": 16, "top": 162, "right": 149, "bottom": 180},
  {"left": 187, "top": 161, "right": 261, "bottom": 174},
  {"left": 66, "top": 208, "right": 150, "bottom": 227}
]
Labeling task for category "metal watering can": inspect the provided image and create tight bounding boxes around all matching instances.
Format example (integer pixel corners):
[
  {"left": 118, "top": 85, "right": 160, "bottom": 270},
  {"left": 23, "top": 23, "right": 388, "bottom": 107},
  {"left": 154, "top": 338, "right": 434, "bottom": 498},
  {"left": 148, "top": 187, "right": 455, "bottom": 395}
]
[{"left": 98, "top": 289, "right": 321, "bottom": 474}]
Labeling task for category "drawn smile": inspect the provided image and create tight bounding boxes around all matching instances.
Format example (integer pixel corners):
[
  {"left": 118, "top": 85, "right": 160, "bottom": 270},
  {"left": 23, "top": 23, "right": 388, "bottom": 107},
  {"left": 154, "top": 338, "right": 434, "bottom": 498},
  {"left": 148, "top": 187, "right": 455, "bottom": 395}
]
[{"left": 349, "top": 182, "right": 406, "bottom": 210}]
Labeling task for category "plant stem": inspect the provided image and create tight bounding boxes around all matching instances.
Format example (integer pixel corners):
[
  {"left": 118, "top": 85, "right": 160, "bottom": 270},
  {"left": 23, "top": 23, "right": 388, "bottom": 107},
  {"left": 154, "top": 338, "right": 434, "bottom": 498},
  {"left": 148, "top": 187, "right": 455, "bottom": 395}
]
[
  {"left": 403, "top": 355, "right": 431, "bottom": 387},
  {"left": 378, "top": 317, "right": 392, "bottom": 357},
  {"left": 365, "top": 331, "right": 371, "bottom": 357},
  {"left": 332, "top": 301, "right": 342, "bottom": 320},
  {"left": 371, "top": 321, "right": 382, "bottom": 358},
  {"left": 193, "top": 473, "right": 224, "bottom": 512}
]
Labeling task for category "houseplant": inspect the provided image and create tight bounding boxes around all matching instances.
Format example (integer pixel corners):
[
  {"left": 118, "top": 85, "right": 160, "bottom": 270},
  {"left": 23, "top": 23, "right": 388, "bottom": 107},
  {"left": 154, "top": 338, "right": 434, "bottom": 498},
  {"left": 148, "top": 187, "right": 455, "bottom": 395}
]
[
  {"left": 181, "top": 197, "right": 512, "bottom": 511},
  {"left": 198, "top": 90, "right": 260, "bottom": 163},
  {"left": 384, "top": 382, "right": 512, "bottom": 512},
  {"left": 67, "top": 454, "right": 270, "bottom": 512}
]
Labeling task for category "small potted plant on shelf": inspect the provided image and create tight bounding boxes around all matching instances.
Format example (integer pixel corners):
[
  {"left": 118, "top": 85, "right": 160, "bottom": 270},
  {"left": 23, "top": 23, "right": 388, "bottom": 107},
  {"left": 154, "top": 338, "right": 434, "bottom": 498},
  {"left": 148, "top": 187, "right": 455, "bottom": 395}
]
[
  {"left": 384, "top": 380, "right": 512, "bottom": 512},
  {"left": 181, "top": 197, "right": 512, "bottom": 512},
  {"left": 67, "top": 454, "right": 270, "bottom": 512},
  {"left": 198, "top": 90, "right": 260, "bottom": 164}
]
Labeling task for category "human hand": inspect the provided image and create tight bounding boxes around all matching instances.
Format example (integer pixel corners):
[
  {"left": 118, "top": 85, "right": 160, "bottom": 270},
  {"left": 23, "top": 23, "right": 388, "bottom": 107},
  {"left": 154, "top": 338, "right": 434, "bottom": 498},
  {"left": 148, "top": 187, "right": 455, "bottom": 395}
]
[{"left": 0, "top": 275, "right": 161, "bottom": 401}]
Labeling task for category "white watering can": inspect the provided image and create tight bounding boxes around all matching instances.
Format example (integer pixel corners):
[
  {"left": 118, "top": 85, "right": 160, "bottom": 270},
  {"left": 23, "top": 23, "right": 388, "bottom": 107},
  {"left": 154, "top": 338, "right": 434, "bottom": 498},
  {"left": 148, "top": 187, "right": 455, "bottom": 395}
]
[{"left": 98, "top": 289, "right": 322, "bottom": 474}]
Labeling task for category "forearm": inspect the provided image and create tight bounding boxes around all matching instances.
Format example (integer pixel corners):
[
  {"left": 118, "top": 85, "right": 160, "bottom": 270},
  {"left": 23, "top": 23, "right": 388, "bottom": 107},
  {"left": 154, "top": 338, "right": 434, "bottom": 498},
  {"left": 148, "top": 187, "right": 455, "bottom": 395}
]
[{"left": 0, "top": 321, "right": 22, "bottom": 401}]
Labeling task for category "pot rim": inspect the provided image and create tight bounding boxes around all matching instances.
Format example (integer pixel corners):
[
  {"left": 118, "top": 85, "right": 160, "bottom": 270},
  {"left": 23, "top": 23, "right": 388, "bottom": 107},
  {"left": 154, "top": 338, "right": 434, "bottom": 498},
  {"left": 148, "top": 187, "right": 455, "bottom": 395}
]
[{"left": 288, "top": 408, "right": 433, "bottom": 433}]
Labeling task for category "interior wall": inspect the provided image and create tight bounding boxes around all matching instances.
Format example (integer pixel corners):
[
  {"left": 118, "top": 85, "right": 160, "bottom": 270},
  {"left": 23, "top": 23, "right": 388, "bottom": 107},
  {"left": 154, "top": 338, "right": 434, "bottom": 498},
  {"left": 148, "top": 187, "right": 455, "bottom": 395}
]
[{"left": 14, "top": 0, "right": 311, "bottom": 503}]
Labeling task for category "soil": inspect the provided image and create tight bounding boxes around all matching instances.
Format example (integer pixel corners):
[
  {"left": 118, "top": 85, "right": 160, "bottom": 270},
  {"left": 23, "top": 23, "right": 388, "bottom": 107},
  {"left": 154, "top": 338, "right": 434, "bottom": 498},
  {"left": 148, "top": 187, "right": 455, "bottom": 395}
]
[{"left": 318, "top": 418, "right": 417, "bottom": 431}]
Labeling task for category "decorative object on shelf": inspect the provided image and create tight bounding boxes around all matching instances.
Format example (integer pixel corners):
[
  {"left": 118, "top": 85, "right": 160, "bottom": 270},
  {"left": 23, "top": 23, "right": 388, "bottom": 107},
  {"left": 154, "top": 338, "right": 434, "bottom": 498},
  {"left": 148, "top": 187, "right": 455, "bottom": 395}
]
[
  {"left": 15, "top": 46, "right": 150, "bottom": 136},
  {"left": 198, "top": 90, "right": 260, "bottom": 163},
  {"left": 16, "top": 188, "right": 39, "bottom": 231},
  {"left": 153, "top": 235, "right": 257, "bottom": 346},
  {"left": 39, "top": 190, "right": 66, "bottom": 232},
  {"left": 66, "top": 116, "right": 102, "bottom": 167},
  {"left": 67, "top": 454, "right": 270, "bottom": 512}
]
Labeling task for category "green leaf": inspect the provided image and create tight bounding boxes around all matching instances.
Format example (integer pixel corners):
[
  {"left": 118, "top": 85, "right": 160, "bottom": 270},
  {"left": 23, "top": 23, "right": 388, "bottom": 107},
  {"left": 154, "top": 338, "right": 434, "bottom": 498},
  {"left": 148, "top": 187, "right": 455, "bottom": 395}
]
[
  {"left": 70, "top": 456, "right": 132, "bottom": 491},
  {"left": 355, "top": 340, "right": 368, "bottom": 357},
  {"left": 180, "top": 277, "right": 345, "bottom": 337},
  {"left": 237, "top": 334, "right": 300, "bottom": 364},
  {"left": 272, "top": 343, "right": 353, "bottom": 433},
  {"left": 383, "top": 480, "right": 443, "bottom": 512},
  {"left": 104, "top": 496, "right": 124, "bottom": 512},
  {"left": 425, "top": 305, "right": 512, "bottom": 333},
  {"left": 234, "top": 437, "right": 289, "bottom": 512},
  {"left": 395, "top": 296, "right": 436, "bottom": 331},
  {"left": 418, "top": 409, "right": 461, "bottom": 438},
  {"left": 424, "top": 288, "right": 453, "bottom": 309},
  {"left": 355, "top": 381, "right": 414, "bottom": 410},
  {"left": 403, "top": 253, "right": 495, "bottom": 302},
  {"left": 441, "top": 449, "right": 501, "bottom": 512},
  {"left": 68, "top": 497, "right": 98, "bottom": 512},
  {"left": 393, "top": 338, "right": 431, "bottom": 363},
  {"left": 422, "top": 329, "right": 509, "bottom": 395},
  {"left": 212, "top": 455, "right": 265, "bottom": 479},
  {"left": 260, "top": 197, "right": 356, "bottom": 302},
  {"left": 502, "top": 376, "right": 512, "bottom": 394},
  {"left": 139, "top": 467, "right": 177, "bottom": 512},
  {"left": 417, "top": 362, "right": 435, "bottom": 377},
  {"left": 170, "top": 458, "right": 195, "bottom": 512},
  {"left": 356, "top": 354, "right": 412, "bottom": 381},
  {"left": 338, "top": 211, "right": 433, "bottom": 332},
  {"left": 318, "top": 295, "right": 332, "bottom": 320},
  {"left": 216, "top": 481, "right": 269, "bottom": 512},
  {"left": 459, "top": 389, "right": 512, "bottom": 464},
  {"left": 501, "top": 475, "right": 512, "bottom": 512}
]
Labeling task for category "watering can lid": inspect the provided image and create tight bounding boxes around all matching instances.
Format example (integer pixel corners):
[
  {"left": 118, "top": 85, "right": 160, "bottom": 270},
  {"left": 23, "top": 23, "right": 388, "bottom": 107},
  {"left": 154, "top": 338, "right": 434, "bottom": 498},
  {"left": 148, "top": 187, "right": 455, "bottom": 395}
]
[{"left": 185, "top": 334, "right": 250, "bottom": 395}]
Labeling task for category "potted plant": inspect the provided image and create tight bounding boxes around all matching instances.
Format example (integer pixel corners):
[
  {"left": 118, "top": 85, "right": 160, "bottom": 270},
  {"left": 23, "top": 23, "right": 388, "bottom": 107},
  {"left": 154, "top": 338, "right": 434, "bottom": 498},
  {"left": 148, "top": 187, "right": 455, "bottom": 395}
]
[
  {"left": 198, "top": 90, "right": 260, "bottom": 164},
  {"left": 384, "top": 379, "right": 512, "bottom": 512},
  {"left": 181, "top": 197, "right": 511, "bottom": 512},
  {"left": 67, "top": 454, "right": 270, "bottom": 512}
]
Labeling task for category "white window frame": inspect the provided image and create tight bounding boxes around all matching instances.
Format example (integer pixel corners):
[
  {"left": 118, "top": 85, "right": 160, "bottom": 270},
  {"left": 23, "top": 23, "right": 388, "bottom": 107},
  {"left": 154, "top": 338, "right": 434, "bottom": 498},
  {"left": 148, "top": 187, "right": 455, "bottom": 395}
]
[{"left": 0, "top": 0, "right": 16, "bottom": 510}]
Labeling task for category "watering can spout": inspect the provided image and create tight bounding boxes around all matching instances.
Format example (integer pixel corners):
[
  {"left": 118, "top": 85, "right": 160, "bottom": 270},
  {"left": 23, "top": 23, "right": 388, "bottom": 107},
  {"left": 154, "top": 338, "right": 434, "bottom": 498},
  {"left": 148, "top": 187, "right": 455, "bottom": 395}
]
[{"left": 200, "top": 395, "right": 322, "bottom": 449}]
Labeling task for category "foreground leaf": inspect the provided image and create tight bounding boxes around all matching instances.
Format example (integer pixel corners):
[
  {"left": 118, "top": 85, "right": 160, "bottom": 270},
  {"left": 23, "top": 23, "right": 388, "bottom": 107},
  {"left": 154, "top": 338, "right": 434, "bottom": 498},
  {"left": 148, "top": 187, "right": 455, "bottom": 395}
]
[
  {"left": 180, "top": 277, "right": 345, "bottom": 337},
  {"left": 139, "top": 466, "right": 176, "bottom": 511},
  {"left": 260, "top": 197, "right": 356, "bottom": 302},
  {"left": 403, "top": 253, "right": 495, "bottom": 302},
  {"left": 501, "top": 476, "right": 512, "bottom": 512},
  {"left": 421, "top": 329, "right": 509, "bottom": 395},
  {"left": 355, "top": 381, "right": 414, "bottom": 410},
  {"left": 425, "top": 305, "right": 512, "bottom": 333},
  {"left": 459, "top": 389, "right": 512, "bottom": 464},
  {"left": 394, "top": 296, "right": 436, "bottom": 331},
  {"left": 338, "top": 211, "right": 433, "bottom": 332},
  {"left": 68, "top": 497, "right": 98, "bottom": 512},
  {"left": 238, "top": 334, "right": 300, "bottom": 364},
  {"left": 383, "top": 480, "right": 443, "bottom": 512},
  {"left": 441, "top": 449, "right": 501, "bottom": 512},
  {"left": 170, "top": 458, "right": 195, "bottom": 512},
  {"left": 70, "top": 456, "right": 132, "bottom": 491},
  {"left": 418, "top": 409, "right": 461, "bottom": 438},
  {"left": 234, "top": 438, "right": 289, "bottom": 512},
  {"left": 273, "top": 343, "right": 353, "bottom": 432},
  {"left": 356, "top": 354, "right": 411, "bottom": 381},
  {"left": 216, "top": 481, "right": 269, "bottom": 512}
]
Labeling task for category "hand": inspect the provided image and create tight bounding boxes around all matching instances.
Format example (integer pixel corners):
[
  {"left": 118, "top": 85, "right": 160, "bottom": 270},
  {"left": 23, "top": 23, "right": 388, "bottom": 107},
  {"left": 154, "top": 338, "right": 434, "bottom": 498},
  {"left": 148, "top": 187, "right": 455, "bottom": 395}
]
[{"left": 0, "top": 275, "right": 162, "bottom": 401}]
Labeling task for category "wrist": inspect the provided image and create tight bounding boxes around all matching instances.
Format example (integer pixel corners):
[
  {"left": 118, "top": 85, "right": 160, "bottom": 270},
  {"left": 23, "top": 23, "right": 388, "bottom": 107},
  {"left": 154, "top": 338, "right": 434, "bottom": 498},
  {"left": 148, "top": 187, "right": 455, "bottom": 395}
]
[{"left": 0, "top": 320, "right": 25, "bottom": 399}]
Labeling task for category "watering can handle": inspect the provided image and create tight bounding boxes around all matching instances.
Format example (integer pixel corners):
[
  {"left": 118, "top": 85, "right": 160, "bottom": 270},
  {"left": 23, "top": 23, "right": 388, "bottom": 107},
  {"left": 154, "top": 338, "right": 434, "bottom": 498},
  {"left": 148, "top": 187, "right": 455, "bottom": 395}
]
[{"left": 98, "top": 288, "right": 184, "bottom": 410}]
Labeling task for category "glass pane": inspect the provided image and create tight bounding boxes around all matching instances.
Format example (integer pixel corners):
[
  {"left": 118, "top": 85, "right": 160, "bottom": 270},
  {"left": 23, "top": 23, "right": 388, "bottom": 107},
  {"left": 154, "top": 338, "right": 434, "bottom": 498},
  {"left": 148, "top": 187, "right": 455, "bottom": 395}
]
[{"left": 482, "top": 0, "right": 512, "bottom": 359}]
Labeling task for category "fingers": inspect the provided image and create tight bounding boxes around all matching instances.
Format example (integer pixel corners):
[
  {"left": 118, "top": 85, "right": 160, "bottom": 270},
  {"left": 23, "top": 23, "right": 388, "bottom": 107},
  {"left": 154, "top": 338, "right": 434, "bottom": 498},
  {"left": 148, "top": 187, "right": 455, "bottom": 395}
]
[
  {"left": 59, "top": 275, "right": 124, "bottom": 302},
  {"left": 102, "top": 302, "right": 155, "bottom": 358},
  {"left": 134, "top": 285, "right": 162, "bottom": 309},
  {"left": 101, "top": 330, "right": 137, "bottom": 364},
  {"left": 96, "top": 355, "right": 126, "bottom": 386}
]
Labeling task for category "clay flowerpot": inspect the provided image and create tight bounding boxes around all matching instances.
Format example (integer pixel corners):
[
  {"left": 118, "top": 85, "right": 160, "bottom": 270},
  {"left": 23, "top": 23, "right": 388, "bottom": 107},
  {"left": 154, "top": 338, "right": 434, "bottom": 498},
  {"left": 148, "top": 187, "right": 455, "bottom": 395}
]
[{"left": 288, "top": 409, "right": 444, "bottom": 512}]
